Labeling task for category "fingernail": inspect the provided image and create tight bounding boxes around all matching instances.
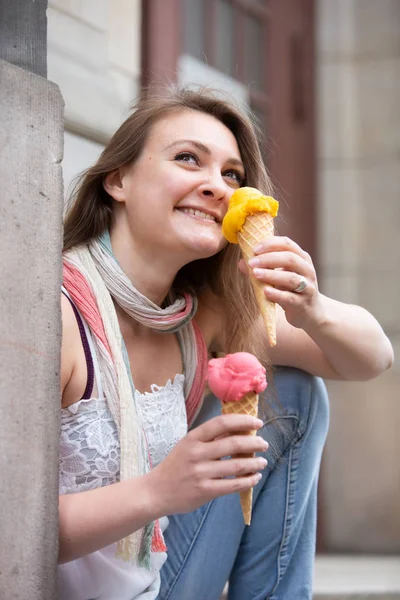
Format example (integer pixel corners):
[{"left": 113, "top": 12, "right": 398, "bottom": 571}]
[
  {"left": 254, "top": 472, "right": 263, "bottom": 482},
  {"left": 253, "top": 268, "right": 263, "bottom": 278},
  {"left": 253, "top": 244, "right": 264, "bottom": 254},
  {"left": 248, "top": 257, "right": 259, "bottom": 267},
  {"left": 259, "top": 458, "right": 268, "bottom": 468},
  {"left": 254, "top": 418, "right": 263, "bottom": 428}
]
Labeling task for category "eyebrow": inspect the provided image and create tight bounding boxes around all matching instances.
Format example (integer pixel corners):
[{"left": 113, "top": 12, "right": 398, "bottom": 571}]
[{"left": 165, "top": 139, "right": 245, "bottom": 170}]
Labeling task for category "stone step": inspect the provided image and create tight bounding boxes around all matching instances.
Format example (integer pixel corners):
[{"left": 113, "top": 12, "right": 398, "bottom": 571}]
[
  {"left": 314, "top": 595, "right": 400, "bottom": 599},
  {"left": 313, "top": 555, "right": 400, "bottom": 599},
  {"left": 220, "top": 555, "right": 400, "bottom": 599}
]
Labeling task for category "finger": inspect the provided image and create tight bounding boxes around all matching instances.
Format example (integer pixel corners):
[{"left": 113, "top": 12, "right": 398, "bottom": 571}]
[
  {"left": 208, "top": 455, "right": 268, "bottom": 479},
  {"left": 252, "top": 268, "right": 313, "bottom": 293},
  {"left": 208, "top": 471, "right": 263, "bottom": 496},
  {"left": 253, "top": 236, "right": 312, "bottom": 262},
  {"left": 264, "top": 286, "right": 315, "bottom": 307},
  {"left": 204, "top": 434, "right": 269, "bottom": 460},
  {"left": 237, "top": 258, "right": 248, "bottom": 275},
  {"left": 248, "top": 251, "right": 312, "bottom": 276},
  {"left": 191, "top": 414, "right": 264, "bottom": 443}
]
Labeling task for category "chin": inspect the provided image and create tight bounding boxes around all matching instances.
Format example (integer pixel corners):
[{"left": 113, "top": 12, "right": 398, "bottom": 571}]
[{"left": 184, "top": 235, "right": 227, "bottom": 260}]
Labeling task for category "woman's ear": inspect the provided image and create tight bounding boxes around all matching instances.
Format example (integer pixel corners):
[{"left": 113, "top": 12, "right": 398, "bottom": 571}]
[{"left": 103, "top": 169, "right": 125, "bottom": 203}]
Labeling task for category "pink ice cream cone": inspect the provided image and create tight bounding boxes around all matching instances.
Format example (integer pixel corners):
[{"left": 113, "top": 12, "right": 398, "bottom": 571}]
[{"left": 207, "top": 352, "right": 267, "bottom": 525}]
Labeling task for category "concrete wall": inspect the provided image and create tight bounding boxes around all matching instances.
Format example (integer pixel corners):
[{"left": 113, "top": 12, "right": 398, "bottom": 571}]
[
  {"left": 47, "top": 0, "right": 142, "bottom": 191},
  {"left": 317, "top": 0, "right": 400, "bottom": 552},
  {"left": 63, "top": 131, "right": 103, "bottom": 198}
]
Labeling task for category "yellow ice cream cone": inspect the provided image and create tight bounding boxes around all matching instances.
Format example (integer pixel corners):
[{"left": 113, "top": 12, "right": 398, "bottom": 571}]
[
  {"left": 238, "top": 212, "right": 276, "bottom": 347},
  {"left": 222, "top": 187, "right": 279, "bottom": 347}
]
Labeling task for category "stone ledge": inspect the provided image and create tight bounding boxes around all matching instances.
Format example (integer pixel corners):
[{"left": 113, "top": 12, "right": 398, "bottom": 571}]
[
  {"left": 220, "top": 555, "right": 400, "bottom": 599},
  {"left": 314, "top": 555, "right": 400, "bottom": 598},
  {"left": 222, "top": 591, "right": 400, "bottom": 598}
]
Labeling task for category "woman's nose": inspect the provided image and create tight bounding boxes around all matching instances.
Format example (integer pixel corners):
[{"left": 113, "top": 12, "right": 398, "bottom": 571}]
[{"left": 198, "top": 175, "right": 226, "bottom": 202}]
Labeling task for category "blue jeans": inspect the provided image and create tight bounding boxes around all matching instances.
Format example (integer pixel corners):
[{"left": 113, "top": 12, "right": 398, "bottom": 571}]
[{"left": 157, "top": 368, "right": 330, "bottom": 600}]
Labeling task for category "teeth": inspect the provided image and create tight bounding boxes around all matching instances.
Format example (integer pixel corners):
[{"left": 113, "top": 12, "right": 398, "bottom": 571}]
[{"left": 181, "top": 208, "right": 216, "bottom": 222}]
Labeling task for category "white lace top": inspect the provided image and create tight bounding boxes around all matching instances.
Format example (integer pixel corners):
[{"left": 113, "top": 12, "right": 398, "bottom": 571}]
[
  {"left": 59, "top": 374, "right": 187, "bottom": 495},
  {"left": 58, "top": 308, "right": 188, "bottom": 600}
]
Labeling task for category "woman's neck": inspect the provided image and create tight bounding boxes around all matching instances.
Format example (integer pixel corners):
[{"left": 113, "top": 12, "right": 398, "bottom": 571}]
[{"left": 109, "top": 228, "right": 179, "bottom": 307}]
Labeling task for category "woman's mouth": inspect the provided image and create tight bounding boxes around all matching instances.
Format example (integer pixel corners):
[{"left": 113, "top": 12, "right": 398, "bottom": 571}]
[{"left": 177, "top": 208, "right": 219, "bottom": 223}]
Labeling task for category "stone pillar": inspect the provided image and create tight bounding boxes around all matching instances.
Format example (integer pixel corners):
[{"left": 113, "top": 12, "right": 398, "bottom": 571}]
[
  {"left": 0, "top": 0, "right": 47, "bottom": 76},
  {"left": 317, "top": 0, "right": 400, "bottom": 552},
  {"left": 0, "top": 0, "right": 64, "bottom": 597}
]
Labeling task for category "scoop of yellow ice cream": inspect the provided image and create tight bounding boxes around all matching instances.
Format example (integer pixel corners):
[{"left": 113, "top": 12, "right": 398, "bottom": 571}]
[{"left": 222, "top": 187, "right": 279, "bottom": 244}]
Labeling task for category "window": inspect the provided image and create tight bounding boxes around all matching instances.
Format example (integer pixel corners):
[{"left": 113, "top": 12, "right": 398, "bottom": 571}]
[
  {"left": 182, "top": 0, "right": 270, "bottom": 139},
  {"left": 182, "top": 0, "right": 206, "bottom": 61}
]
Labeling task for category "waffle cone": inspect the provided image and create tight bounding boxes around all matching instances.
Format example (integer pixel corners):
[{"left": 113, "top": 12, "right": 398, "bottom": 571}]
[
  {"left": 238, "top": 212, "right": 276, "bottom": 347},
  {"left": 222, "top": 392, "right": 259, "bottom": 525}
]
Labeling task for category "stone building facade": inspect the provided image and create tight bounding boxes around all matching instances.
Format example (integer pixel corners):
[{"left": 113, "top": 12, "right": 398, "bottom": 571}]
[{"left": 317, "top": 0, "right": 400, "bottom": 552}]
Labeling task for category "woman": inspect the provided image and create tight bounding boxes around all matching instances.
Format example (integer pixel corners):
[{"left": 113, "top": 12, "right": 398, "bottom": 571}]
[{"left": 59, "top": 87, "right": 393, "bottom": 600}]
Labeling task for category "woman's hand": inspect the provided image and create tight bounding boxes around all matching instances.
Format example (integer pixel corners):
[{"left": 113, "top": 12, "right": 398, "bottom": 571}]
[
  {"left": 237, "top": 236, "right": 393, "bottom": 381},
  {"left": 241, "top": 236, "right": 323, "bottom": 330},
  {"left": 148, "top": 414, "right": 268, "bottom": 516}
]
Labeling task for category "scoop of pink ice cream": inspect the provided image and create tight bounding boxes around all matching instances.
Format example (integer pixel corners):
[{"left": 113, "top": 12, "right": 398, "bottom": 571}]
[{"left": 207, "top": 352, "right": 267, "bottom": 403}]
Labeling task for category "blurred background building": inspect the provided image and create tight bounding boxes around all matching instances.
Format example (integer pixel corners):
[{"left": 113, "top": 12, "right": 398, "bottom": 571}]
[{"left": 47, "top": 0, "right": 399, "bottom": 554}]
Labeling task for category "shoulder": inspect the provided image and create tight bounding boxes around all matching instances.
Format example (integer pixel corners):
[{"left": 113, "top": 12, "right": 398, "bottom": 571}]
[
  {"left": 61, "top": 294, "right": 76, "bottom": 392},
  {"left": 60, "top": 293, "right": 88, "bottom": 404},
  {"left": 195, "top": 288, "right": 227, "bottom": 353}
]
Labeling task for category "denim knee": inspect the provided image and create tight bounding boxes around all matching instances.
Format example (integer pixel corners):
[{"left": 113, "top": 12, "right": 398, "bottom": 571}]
[
  {"left": 259, "top": 367, "right": 330, "bottom": 462},
  {"left": 277, "top": 367, "right": 329, "bottom": 441},
  {"left": 193, "top": 367, "right": 330, "bottom": 454}
]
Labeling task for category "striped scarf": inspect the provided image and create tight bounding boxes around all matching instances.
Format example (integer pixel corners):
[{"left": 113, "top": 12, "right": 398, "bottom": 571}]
[{"left": 62, "top": 232, "right": 207, "bottom": 567}]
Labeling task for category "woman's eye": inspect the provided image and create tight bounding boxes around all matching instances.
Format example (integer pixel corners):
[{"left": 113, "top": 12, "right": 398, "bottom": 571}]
[
  {"left": 224, "top": 169, "right": 245, "bottom": 185},
  {"left": 175, "top": 152, "right": 198, "bottom": 165}
]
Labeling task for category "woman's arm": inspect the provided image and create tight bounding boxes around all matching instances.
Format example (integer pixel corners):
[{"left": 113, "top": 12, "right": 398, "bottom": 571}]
[
  {"left": 58, "top": 416, "right": 268, "bottom": 563},
  {"left": 59, "top": 477, "right": 158, "bottom": 563},
  {"left": 269, "top": 301, "right": 393, "bottom": 380},
  {"left": 240, "top": 237, "right": 394, "bottom": 381},
  {"left": 60, "top": 295, "right": 160, "bottom": 563}
]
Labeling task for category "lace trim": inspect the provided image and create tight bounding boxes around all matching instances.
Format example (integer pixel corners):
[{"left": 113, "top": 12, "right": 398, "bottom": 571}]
[
  {"left": 135, "top": 374, "right": 187, "bottom": 468},
  {"left": 59, "top": 375, "right": 187, "bottom": 494}
]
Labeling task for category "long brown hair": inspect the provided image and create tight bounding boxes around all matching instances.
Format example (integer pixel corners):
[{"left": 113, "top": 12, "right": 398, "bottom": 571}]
[{"left": 64, "top": 86, "right": 275, "bottom": 363}]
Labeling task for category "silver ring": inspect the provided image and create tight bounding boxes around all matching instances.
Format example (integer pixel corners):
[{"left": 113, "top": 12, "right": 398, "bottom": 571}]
[{"left": 293, "top": 277, "right": 307, "bottom": 293}]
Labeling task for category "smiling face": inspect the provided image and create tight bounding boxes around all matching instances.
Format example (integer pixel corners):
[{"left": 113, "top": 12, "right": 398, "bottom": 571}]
[{"left": 106, "top": 109, "right": 245, "bottom": 268}]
